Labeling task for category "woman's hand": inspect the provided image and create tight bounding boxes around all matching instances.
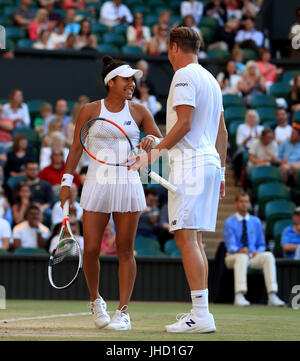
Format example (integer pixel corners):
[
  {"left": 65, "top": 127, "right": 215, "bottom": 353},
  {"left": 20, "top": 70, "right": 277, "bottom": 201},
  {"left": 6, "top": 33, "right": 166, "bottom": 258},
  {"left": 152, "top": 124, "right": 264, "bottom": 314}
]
[
  {"left": 137, "top": 136, "right": 155, "bottom": 152},
  {"left": 59, "top": 186, "right": 72, "bottom": 209}
]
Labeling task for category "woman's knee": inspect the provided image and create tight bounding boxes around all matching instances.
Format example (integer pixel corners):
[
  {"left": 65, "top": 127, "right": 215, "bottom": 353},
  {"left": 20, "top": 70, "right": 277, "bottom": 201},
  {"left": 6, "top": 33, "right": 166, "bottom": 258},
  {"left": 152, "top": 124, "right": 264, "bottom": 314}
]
[{"left": 116, "top": 244, "right": 135, "bottom": 260}]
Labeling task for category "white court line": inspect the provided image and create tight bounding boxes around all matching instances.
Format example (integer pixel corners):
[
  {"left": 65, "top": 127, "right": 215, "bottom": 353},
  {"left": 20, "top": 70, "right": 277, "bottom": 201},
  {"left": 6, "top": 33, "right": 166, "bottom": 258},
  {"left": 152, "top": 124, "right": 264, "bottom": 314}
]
[{"left": 0, "top": 312, "right": 92, "bottom": 323}]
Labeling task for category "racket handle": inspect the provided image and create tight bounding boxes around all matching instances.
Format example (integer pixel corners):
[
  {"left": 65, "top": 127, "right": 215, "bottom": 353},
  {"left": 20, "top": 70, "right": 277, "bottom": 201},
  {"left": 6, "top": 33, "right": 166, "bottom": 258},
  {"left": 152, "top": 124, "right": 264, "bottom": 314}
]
[
  {"left": 63, "top": 200, "right": 69, "bottom": 218},
  {"left": 148, "top": 170, "right": 177, "bottom": 194}
]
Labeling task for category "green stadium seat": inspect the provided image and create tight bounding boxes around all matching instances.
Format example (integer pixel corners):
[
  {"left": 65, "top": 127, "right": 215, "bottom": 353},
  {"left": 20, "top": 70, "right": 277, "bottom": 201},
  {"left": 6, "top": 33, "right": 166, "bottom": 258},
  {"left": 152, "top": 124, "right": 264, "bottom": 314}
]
[
  {"left": 134, "top": 236, "right": 160, "bottom": 251},
  {"left": 294, "top": 110, "right": 300, "bottom": 122},
  {"left": 241, "top": 48, "right": 258, "bottom": 61},
  {"left": 27, "top": 99, "right": 47, "bottom": 116},
  {"left": 14, "top": 248, "right": 48, "bottom": 254},
  {"left": 273, "top": 219, "right": 294, "bottom": 257},
  {"left": 170, "top": 15, "right": 182, "bottom": 25},
  {"left": 0, "top": 249, "right": 8, "bottom": 253},
  {"left": 155, "top": 6, "right": 169, "bottom": 16},
  {"left": 144, "top": 14, "right": 158, "bottom": 27},
  {"left": 282, "top": 70, "right": 300, "bottom": 84},
  {"left": 250, "top": 166, "right": 282, "bottom": 193},
  {"left": 168, "top": 0, "right": 181, "bottom": 15},
  {"left": 16, "top": 39, "right": 34, "bottom": 48},
  {"left": 257, "top": 182, "right": 291, "bottom": 218},
  {"left": 207, "top": 49, "right": 231, "bottom": 60},
  {"left": 5, "top": 27, "right": 26, "bottom": 40},
  {"left": 164, "top": 238, "right": 178, "bottom": 256},
  {"left": 86, "top": 1, "right": 101, "bottom": 11},
  {"left": 125, "top": 0, "right": 144, "bottom": 7},
  {"left": 148, "top": 0, "right": 166, "bottom": 9},
  {"left": 97, "top": 44, "right": 120, "bottom": 54},
  {"left": 199, "top": 16, "right": 219, "bottom": 29},
  {"left": 262, "top": 120, "right": 277, "bottom": 128},
  {"left": 250, "top": 94, "right": 277, "bottom": 109},
  {"left": 257, "top": 107, "right": 276, "bottom": 123},
  {"left": 265, "top": 200, "right": 296, "bottom": 238},
  {"left": 270, "top": 82, "right": 291, "bottom": 100},
  {"left": 223, "top": 94, "right": 245, "bottom": 108},
  {"left": 6, "top": 175, "right": 27, "bottom": 190},
  {"left": 112, "top": 24, "right": 128, "bottom": 36},
  {"left": 121, "top": 45, "right": 143, "bottom": 54},
  {"left": 92, "top": 23, "right": 109, "bottom": 35},
  {"left": 199, "top": 26, "right": 215, "bottom": 44},
  {"left": 103, "top": 33, "right": 126, "bottom": 47},
  {"left": 170, "top": 249, "right": 181, "bottom": 257},
  {"left": 0, "top": 98, "right": 8, "bottom": 104},
  {"left": 136, "top": 248, "right": 166, "bottom": 256},
  {"left": 75, "top": 10, "right": 91, "bottom": 18},
  {"left": 132, "top": 4, "right": 151, "bottom": 15},
  {"left": 0, "top": 15, "right": 13, "bottom": 26},
  {"left": 3, "top": 6, "right": 15, "bottom": 17},
  {"left": 0, "top": 0, "right": 15, "bottom": 5},
  {"left": 224, "top": 106, "right": 246, "bottom": 125}
]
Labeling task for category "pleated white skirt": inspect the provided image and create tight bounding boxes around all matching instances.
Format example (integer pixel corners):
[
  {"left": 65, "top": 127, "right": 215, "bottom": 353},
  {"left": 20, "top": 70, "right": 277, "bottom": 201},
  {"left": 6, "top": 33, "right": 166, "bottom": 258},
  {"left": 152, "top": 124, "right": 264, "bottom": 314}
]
[{"left": 80, "top": 178, "right": 147, "bottom": 213}]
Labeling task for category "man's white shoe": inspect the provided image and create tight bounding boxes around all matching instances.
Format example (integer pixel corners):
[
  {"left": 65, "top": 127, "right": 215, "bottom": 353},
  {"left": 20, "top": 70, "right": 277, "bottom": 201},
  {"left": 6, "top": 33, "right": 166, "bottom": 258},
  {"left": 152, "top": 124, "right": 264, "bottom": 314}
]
[
  {"left": 106, "top": 309, "right": 131, "bottom": 330},
  {"left": 90, "top": 297, "right": 110, "bottom": 328},
  {"left": 165, "top": 311, "right": 216, "bottom": 333},
  {"left": 268, "top": 293, "right": 285, "bottom": 307},
  {"left": 234, "top": 293, "right": 251, "bottom": 306}
]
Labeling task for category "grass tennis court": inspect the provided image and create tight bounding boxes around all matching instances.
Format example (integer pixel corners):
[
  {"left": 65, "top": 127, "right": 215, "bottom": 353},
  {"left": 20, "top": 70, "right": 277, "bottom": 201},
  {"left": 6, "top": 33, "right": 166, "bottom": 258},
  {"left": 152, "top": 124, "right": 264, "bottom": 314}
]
[{"left": 0, "top": 300, "right": 299, "bottom": 341}]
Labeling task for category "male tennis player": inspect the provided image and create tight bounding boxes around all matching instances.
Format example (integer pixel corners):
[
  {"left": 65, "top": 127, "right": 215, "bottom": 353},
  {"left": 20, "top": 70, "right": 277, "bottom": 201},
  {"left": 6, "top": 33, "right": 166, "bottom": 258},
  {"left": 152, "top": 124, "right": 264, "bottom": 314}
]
[{"left": 129, "top": 26, "right": 228, "bottom": 333}]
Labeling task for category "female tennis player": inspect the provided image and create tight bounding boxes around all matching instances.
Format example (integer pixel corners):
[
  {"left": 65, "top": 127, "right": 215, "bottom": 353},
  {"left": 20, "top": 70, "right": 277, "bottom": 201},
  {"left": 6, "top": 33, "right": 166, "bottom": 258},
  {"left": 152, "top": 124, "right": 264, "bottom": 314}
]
[{"left": 59, "top": 55, "right": 162, "bottom": 330}]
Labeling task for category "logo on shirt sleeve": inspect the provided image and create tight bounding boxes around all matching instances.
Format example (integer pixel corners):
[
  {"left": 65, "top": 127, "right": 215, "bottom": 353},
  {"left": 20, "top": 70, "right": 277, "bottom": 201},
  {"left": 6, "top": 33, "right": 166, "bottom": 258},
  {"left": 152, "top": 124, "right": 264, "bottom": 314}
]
[{"left": 175, "top": 83, "right": 188, "bottom": 88}]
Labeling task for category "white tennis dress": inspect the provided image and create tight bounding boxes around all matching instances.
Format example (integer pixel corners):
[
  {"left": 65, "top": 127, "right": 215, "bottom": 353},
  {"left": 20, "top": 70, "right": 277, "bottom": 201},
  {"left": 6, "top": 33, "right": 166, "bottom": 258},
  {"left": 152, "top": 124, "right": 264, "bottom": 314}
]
[{"left": 80, "top": 99, "right": 147, "bottom": 213}]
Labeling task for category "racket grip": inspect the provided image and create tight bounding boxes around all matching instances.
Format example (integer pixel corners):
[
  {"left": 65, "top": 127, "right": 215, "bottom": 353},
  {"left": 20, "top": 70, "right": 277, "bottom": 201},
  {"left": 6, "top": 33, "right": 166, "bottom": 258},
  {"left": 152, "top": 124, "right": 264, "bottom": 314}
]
[
  {"left": 148, "top": 171, "right": 177, "bottom": 194},
  {"left": 63, "top": 200, "right": 69, "bottom": 218}
]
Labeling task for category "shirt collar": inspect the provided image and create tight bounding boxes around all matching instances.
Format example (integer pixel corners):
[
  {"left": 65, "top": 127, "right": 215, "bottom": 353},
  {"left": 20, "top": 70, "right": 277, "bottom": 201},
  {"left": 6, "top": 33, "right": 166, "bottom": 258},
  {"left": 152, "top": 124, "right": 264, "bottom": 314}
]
[{"left": 235, "top": 212, "right": 250, "bottom": 221}]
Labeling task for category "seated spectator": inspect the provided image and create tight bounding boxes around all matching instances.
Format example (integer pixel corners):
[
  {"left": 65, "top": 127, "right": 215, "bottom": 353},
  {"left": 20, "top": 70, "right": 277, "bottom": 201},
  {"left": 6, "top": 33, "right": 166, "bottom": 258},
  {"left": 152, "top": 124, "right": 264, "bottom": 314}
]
[
  {"left": 290, "top": 75, "right": 300, "bottom": 114},
  {"left": 149, "top": 25, "right": 168, "bottom": 56},
  {"left": 247, "top": 127, "right": 278, "bottom": 172},
  {"left": 136, "top": 188, "right": 159, "bottom": 240},
  {"left": 152, "top": 10, "right": 172, "bottom": 37},
  {"left": 235, "top": 16, "right": 264, "bottom": 51},
  {"left": 74, "top": 19, "right": 97, "bottom": 50},
  {"left": 2, "top": 89, "right": 31, "bottom": 128},
  {"left": 232, "top": 46, "right": 245, "bottom": 74},
  {"left": 0, "top": 103, "right": 16, "bottom": 150},
  {"left": 0, "top": 216, "right": 12, "bottom": 250},
  {"left": 43, "top": 99, "right": 71, "bottom": 136},
  {"left": 0, "top": 145, "right": 7, "bottom": 169},
  {"left": 64, "top": 8, "right": 81, "bottom": 35},
  {"left": 223, "top": 192, "right": 285, "bottom": 307},
  {"left": 12, "top": 160, "right": 55, "bottom": 220},
  {"left": 13, "top": 205, "right": 50, "bottom": 250},
  {"left": 28, "top": 8, "right": 53, "bottom": 41},
  {"left": 99, "top": 0, "right": 133, "bottom": 27},
  {"left": 256, "top": 48, "right": 283, "bottom": 90},
  {"left": 40, "top": 0, "right": 62, "bottom": 28},
  {"left": 126, "top": 12, "right": 151, "bottom": 54},
  {"left": 289, "top": 8, "right": 300, "bottom": 58},
  {"left": 182, "top": 15, "right": 205, "bottom": 54},
  {"left": 157, "top": 203, "right": 173, "bottom": 248},
  {"left": 12, "top": 182, "right": 33, "bottom": 225},
  {"left": 278, "top": 121, "right": 300, "bottom": 184},
  {"left": 33, "top": 102, "right": 53, "bottom": 137},
  {"left": 133, "top": 81, "right": 159, "bottom": 116},
  {"left": 100, "top": 220, "right": 116, "bottom": 255},
  {"left": 281, "top": 206, "right": 300, "bottom": 259},
  {"left": 13, "top": 0, "right": 36, "bottom": 29},
  {"left": 51, "top": 184, "right": 82, "bottom": 227},
  {"left": 60, "top": 33, "right": 77, "bottom": 51},
  {"left": 242, "top": 0, "right": 264, "bottom": 18},
  {"left": 47, "top": 20, "right": 68, "bottom": 50},
  {"left": 33, "top": 29, "right": 52, "bottom": 50},
  {"left": 42, "top": 118, "right": 64, "bottom": 147},
  {"left": 180, "top": 0, "right": 204, "bottom": 24},
  {"left": 217, "top": 60, "right": 242, "bottom": 95},
  {"left": 135, "top": 60, "right": 155, "bottom": 95},
  {"left": 0, "top": 184, "right": 10, "bottom": 220},
  {"left": 223, "top": 0, "right": 243, "bottom": 20},
  {"left": 274, "top": 107, "right": 292, "bottom": 145},
  {"left": 208, "top": 18, "right": 240, "bottom": 52},
  {"left": 4, "top": 134, "right": 33, "bottom": 181},
  {"left": 40, "top": 132, "right": 69, "bottom": 170},
  {"left": 38, "top": 149, "right": 81, "bottom": 195},
  {"left": 239, "top": 60, "right": 266, "bottom": 106},
  {"left": 203, "top": 0, "right": 227, "bottom": 27},
  {"left": 232, "top": 109, "right": 263, "bottom": 184},
  {"left": 49, "top": 217, "right": 84, "bottom": 253}
]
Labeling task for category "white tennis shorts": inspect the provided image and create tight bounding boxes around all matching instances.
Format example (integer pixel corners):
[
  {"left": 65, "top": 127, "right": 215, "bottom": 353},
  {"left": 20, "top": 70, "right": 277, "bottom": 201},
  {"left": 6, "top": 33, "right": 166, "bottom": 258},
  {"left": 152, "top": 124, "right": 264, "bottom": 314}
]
[{"left": 168, "top": 163, "right": 221, "bottom": 232}]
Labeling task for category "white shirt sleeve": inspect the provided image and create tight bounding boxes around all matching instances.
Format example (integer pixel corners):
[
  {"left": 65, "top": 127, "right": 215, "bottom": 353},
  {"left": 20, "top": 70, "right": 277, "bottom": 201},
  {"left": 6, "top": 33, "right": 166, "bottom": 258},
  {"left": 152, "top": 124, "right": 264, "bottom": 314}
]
[
  {"left": 0, "top": 219, "right": 12, "bottom": 240},
  {"left": 171, "top": 69, "right": 196, "bottom": 109},
  {"left": 120, "top": 4, "right": 133, "bottom": 23},
  {"left": 100, "top": 2, "right": 115, "bottom": 21},
  {"left": 22, "top": 103, "right": 31, "bottom": 127}
]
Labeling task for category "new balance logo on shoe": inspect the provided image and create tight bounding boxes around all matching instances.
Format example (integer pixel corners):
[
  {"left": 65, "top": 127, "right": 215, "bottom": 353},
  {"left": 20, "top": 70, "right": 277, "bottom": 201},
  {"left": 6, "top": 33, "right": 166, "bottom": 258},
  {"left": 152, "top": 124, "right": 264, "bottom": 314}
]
[
  {"left": 186, "top": 319, "right": 196, "bottom": 327},
  {"left": 195, "top": 296, "right": 202, "bottom": 298}
]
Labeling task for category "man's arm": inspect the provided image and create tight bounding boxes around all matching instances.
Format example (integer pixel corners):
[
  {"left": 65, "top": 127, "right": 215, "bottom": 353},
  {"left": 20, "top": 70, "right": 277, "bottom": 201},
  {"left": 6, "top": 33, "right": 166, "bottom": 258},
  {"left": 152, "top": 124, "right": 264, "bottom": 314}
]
[{"left": 215, "top": 112, "right": 228, "bottom": 168}]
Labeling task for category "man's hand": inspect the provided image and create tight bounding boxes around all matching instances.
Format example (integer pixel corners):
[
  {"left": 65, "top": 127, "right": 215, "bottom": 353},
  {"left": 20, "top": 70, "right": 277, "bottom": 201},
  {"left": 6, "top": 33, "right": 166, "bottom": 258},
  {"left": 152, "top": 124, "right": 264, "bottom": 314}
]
[
  {"left": 238, "top": 247, "right": 249, "bottom": 254},
  {"left": 137, "top": 136, "right": 155, "bottom": 152},
  {"left": 219, "top": 181, "right": 225, "bottom": 200},
  {"left": 252, "top": 251, "right": 260, "bottom": 258}
]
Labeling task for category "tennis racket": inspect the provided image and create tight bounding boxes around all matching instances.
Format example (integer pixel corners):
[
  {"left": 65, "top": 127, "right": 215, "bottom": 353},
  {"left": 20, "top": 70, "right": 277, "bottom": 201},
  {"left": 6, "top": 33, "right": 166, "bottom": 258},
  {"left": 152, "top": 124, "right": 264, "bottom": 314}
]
[
  {"left": 80, "top": 117, "right": 177, "bottom": 193},
  {"left": 48, "top": 201, "right": 83, "bottom": 290}
]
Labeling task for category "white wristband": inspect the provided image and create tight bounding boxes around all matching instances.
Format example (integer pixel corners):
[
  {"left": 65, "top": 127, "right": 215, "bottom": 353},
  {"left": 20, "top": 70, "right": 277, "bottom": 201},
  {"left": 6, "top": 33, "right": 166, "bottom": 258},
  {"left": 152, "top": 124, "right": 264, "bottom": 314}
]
[
  {"left": 220, "top": 167, "right": 226, "bottom": 182},
  {"left": 146, "top": 135, "right": 162, "bottom": 147},
  {"left": 61, "top": 174, "right": 74, "bottom": 187}
]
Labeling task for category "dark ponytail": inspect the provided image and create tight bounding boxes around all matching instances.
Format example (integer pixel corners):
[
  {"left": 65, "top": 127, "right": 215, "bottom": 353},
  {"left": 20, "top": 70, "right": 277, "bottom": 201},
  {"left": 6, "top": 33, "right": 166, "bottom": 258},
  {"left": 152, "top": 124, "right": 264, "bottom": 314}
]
[{"left": 101, "top": 55, "right": 128, "bottom": 89}]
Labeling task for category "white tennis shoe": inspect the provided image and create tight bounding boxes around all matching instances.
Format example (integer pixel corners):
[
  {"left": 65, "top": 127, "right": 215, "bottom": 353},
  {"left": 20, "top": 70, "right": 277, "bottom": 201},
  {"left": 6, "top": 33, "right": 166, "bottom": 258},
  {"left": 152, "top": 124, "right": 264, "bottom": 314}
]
[
  {"left": 106, "top": 306, "right": 131, "bottom": 330},
  {"left": 165, "top": 310, "right": 216, "bottom": 333},
  {"left": 268, "top": 293, "right": 285, "bottom": 307},
  {"left": 90, "top": 297, "right": 110, "bottom": 329}
]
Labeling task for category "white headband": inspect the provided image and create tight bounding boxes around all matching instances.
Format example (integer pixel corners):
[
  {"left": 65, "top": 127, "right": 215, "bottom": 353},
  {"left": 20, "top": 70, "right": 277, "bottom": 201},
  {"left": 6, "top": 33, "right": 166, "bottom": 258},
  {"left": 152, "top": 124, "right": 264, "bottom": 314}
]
[{"left": 104, "top": 64, "right": 143, "bottom": 85}]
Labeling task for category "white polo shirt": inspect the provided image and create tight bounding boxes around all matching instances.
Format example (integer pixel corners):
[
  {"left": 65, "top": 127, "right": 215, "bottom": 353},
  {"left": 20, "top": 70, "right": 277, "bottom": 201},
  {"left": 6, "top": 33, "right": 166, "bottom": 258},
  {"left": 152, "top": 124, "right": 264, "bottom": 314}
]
[
  {"left": 13, "top": 221, "right": 50, "bottom": 248},
  {"left": 0, "top": 218, "right": 12, "bottom": 248},
  {"left": 166, "top": 63, "right": 223, "bottom": 168}
]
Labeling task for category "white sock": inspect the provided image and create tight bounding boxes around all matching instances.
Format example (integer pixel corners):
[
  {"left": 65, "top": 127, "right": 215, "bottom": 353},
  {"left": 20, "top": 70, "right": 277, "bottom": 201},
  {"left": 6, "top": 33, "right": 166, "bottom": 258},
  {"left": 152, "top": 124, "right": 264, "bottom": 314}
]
[{"left": 191, "top": 289, "right": 209, "bottom": 317}]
